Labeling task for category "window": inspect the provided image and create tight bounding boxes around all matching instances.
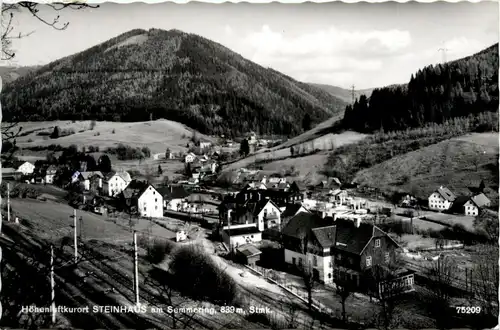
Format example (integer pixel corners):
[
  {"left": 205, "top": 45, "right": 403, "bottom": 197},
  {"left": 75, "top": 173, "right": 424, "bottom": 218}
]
[
  {"left": 155, "top": 206, "right": 158, "bottom": 210},
  {"left": 155, "top": 198, "right": 157, "bottom": 202},
  {"left": 251, "top": 235, "right": 254, "bottom": 238},
  {"left": 375, "top": 239, "right": 381, "bottom": 248},
  {"left": 328, "top": 273, "right": 332, "bottom": 279},
  {"left": 329, "top": 261, "right": 332, "bottom": 268},
  {"left": 313, "top": 256, "right": 318, "bottom": 267},
  {"left": 366, "top": 256, "right": 372, "bottom": 267},
  {"left": 298, "top": 258, "right": 303, "bottom": 267},
  {"left": 292, "top": 257, "right": 296, "bottom": 265},
  {"left": 144, "top": 206, "right": 147, "bottom": 211},
  {"left": 385, "top": 252, "right": 390, "bottom": 263}
]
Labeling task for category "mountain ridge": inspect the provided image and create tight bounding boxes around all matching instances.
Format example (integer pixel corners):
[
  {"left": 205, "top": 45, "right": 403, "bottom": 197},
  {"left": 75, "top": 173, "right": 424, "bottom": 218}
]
[{"left": 1, "top": 28, "right": 347, "bottom": 137}]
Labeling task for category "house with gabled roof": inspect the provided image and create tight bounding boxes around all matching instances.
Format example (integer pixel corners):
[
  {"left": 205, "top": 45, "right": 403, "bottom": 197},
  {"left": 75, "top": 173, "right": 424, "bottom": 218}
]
[
  {"left": 450, "top": 193, "right": 491, "bottom": 216},
  {"left": 283, "top": 214, "right": 415, "bottom": 294},
  {"left": 44, "top": 165, "right": 58, "bottom": 184},
  {"left": 281, "top": 203, "right": 310, "bottom": 228},
  {"left": 228, "top": 199, "right": 282, "bottom": 232},
  {"left": 16, "top": 161, "right": 35, "bottom": 176},
  {"left": 73, "top": 171, "right": 104, "bottom": 191},
  {"left": 428, "top": 186, "right": 456, "bottom": 211},
  {"left": 184, "top": 152, "right": 197, "bottom": 163},
  {"left": 121, "top": 180, "right": 163, "bottom": 218},
  {"left": 103, "top": 171, "right": 132, "bottom": 197},
  {"left": 157, "top": 185, "right": 191, "bottom": 211}
]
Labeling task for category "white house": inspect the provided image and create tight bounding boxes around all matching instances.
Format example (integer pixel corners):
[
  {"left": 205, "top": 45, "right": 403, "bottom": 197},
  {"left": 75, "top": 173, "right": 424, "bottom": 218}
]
[
  {"left": 16, "top": 162, "right": 35, "bottom": 175},
  {"left": 233, "top": 199, "right": 282, "bottom": 231},
  {"left": 45, "top": 165, "right": 57, "bottom": 184},
  {"left": 428, "top": 186, "right": 456, "bottom": 211},
  {"left": 222, "top": 225, "right": 262, "bottom": 249},
  {"left": 123, "top": 181, "right": 163, "bottom": 218},
  {"left": 199, "top": 142, "right": 211, "bottom": 150},
  {"left": 104, "top": 171, "right": 132, "bottom": 197},
  {"left": 158, "top": 185, "right": 190, "bottom": 211},
  {"left": 76, "top": 171, "right": 104, "bottom": 191},
  {"left": 184, "top": 153, "right": 197, "bottom": 163},
  {"left": 451, "top": 193, "right": 491, "bottom": 216}
]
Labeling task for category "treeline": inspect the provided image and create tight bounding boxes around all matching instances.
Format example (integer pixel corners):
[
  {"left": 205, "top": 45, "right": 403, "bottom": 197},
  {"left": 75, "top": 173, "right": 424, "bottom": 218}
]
[
  {"left": 1, "top": 28, "right": 346, "bottom": 137},
  {"left": 325, "top": 112, "right": 498, "bottom": 182},
  {"left": 343, "top": 44, "right": 499, "bottom": 133}
]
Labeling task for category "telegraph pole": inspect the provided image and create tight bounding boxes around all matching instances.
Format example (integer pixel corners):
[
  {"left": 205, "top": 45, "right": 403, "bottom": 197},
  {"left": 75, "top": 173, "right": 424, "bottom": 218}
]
[
  {"left": 133, "top": 231, "right": 140, "bottom": 306},
  {"left": 72, "top": 209, "right": 78, "bottom": 263},
  {"left": 7, "top": 183, "right": 10, "bottom": 223},
  {"left": 50, "top": 245, "right": 56, "bottom": 324}
]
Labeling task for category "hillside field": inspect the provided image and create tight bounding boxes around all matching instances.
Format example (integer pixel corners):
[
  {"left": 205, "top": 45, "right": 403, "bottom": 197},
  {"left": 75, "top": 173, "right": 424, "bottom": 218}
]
[
  {"left": 354, "top": 133, "right": 499, "bottom": 206},
  {"left": 12, "top": 119, "right": 213, "bottom": 155}
]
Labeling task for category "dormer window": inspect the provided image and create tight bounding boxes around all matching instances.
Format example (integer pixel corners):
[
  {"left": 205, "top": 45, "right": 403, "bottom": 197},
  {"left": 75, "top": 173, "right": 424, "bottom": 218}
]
[{"left": 375, "top": 239, "right": 381, "bottom": 248}]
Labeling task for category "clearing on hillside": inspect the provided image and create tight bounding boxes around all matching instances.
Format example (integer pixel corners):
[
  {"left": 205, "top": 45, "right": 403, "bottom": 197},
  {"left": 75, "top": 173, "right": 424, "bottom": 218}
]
[
  {"left": 13, "top": 120, "right": 213, "bottom": 154},
  {"left": 354, "top": 133, "right": 499, "bottom": 206}
]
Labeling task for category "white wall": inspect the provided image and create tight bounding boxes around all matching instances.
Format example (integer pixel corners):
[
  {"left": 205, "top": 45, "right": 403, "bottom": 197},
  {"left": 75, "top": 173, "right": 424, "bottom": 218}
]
[
  {"left": 223, "top": 231, "right": 262, "bottom": 248},
  {"left": 428, "top": 193, "right": 452, "bottom": 211},
  {"left": 306, "top": 251, "right": 333, "bottom": 284},
  {"left": 284, "top": 249, "right": 306, "bottom": 267},
  {"left": 464, "top": 201, "right": 479, "bottom": 216},
  {"left": 18, "top": 162, "right": 35, "bottom": 175},
  {"left": 106, "top": 175, "right": 128, "bottom": 197},
  {"left": 256, "top": 201, "right": 281, "bottom": 231},
  {"left": 138, "top": 186, "right": 164, "bottom": 218}
]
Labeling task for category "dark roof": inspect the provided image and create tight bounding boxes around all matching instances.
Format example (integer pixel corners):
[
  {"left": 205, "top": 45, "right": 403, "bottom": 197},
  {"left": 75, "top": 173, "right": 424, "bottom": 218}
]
[
  {"left": 471, "top": 193, "right": 491, "bottom": 208},
  {"left": 450, "top": 195, "right": 470, "bottom": 212},
  {"left": 122, "top": 180, "right": 150, "bottom": 199},
  {"left": 157, "top": 185, "right": 190, "bottom": 200},
  {"left": 235, "top": 199, "right": 280, "bottom": 218},
  {"left": 436, "top": 186, "right": 456, "bottom": 202},
  {"left": 311, "top": 226, "right": 336, "bottom": 248},
  {"left": 236, "top": 244, "right": 262, "bottom": 257},
  {"left": 223, "top": 226, "right": 260, "bottom": 237},
  {"left": 281, "top": 203, "right": 307, "bottom": 219},
  {"left": 282, "top": 212, "right": 335, "bottom": 239},
  {"left": 333, "top": 219, "right": 375, "bottom": 255}
]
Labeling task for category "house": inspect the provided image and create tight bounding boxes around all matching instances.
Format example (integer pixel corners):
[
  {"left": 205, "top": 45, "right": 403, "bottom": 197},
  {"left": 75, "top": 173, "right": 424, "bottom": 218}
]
[
  {"left": 222, "top": 225, "right": 262, "bottom": 249},
  {"left": 76, "top": 171, "right": 104, "bottom": 191},
  {"left": 282, "top": 212, "right": 335, "bottom": 270},
  {"left": 165, "top": 150, "right": 175, "bottom": 159},
  {"left": 400, "top": 194, "right": 418, "bottom": 208},
  {"left": 248, "top": 132, "right": 257, "bottom": 144},
  {"left": 283, "top": 214, "right": 415, "bottom": 295},
  {"left": 329, "top": 189, "right": 348, "bottom": 205},
  {"left": 44, "top": 165, "right": 58, "bottom": 184},
  {"left": 157, "top": 185, "right": 191, "bottom": 211},
  {"left": 428, "top": 186, "right": 456, "bottom": 211},
  {"left": 16, "top": 161, "right": 35, "bottom": 175},
  {"left": 317, "top": 177, "right": 342, "bottom": 191},
  {"left": 103, "top": 171, "right": 132, "bottom": 197},
  {"left": 226, "top": 199, "right": 282, "bottom": 232},
  {"left": 121, "top": 180, "right": 163, "bottom": 218},
  {"left": 176, "top": 230, "right": 188, "bottom": 242},
  {"left": 184, "top": 152, "right": 197, "bottom": 163},
  {"left": 236, "top": 244, "right": 262, "bottom": 267},
  {"left": 235, "top": 184, "right": 303, "bottom": 209},
  {"left": 199, "top": 141, "right": 211, "bottom": 150},
  {"left": 281, "top": 203, "right": 310, "bottom": 228},
  {"left": 451, "top": 193, "right": 491, "bottom": 216}
]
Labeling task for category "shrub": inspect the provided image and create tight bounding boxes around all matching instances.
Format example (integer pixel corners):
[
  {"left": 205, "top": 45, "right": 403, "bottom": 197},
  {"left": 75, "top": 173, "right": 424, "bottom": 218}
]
[{"left": 169, "top": 245, "right": 238, "bottom": 305}]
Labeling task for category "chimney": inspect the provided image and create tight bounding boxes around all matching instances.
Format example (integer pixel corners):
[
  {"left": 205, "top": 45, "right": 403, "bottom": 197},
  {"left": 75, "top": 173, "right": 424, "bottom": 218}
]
[
  {"left": 227, "top": 209, "right": 232, "bottom": 223},
  {"left": 321, "top": 211, "right": 326, "bottom": 219},
  {"left": 258, "top": 192, "right": 261, "bottom": 201},
  {"left": 355, "top": 218, "right": 361, "bottom": 228}
]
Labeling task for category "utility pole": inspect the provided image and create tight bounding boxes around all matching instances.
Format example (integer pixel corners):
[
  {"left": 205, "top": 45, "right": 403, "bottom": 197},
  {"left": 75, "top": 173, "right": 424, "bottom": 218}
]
[
  {"left": 133, "top": 231, "right": 140, "bottom": 306},
  {"left": 7, "top": 183, "right": 10, "bottom": 223},
  {"left": 72, "top": 209, "right": 78, "bottom": 263},
  {"left": 351, "top": 84, "right": 356, "bottom": 104},
  {"left": 50, "top": 245, "right": 56, "bottom": 324}
]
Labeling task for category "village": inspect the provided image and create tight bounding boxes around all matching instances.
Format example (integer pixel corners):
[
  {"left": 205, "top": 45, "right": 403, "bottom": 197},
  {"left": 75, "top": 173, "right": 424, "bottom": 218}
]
[{"left": 0, "top": 127, "right": 497, "bottom": 328}]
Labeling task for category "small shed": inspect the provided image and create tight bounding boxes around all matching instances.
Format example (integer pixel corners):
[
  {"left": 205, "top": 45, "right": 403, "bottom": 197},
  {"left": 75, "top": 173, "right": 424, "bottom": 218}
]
[{"left": 236, "top": 244, "right": 262, "bottom": 268}]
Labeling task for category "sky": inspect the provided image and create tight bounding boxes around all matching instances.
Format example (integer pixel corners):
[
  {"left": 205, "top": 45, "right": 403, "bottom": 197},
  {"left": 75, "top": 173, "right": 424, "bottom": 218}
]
[{"left": 2, "top": 1, "right": 498, "bottom": 89}]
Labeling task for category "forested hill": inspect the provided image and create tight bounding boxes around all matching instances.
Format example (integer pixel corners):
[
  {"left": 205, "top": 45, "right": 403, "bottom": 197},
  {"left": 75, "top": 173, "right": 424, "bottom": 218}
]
[
  {"left": 0, "top": 65, "right": 39, "bottom": 84},
  {"left": 1, "top": 28, "right": 347, "bottom": 137},
  {"left": 343, "top": 43, "right": 499, "bottom": 133}
]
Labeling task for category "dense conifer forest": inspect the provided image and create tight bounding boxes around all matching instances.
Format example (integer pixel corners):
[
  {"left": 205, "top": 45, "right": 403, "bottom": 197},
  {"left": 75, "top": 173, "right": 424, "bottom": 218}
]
[
  {"left": 1, "top": 28, "right": 346, "bottom": 137},
  {"left": 343, "top": 44, "right": 499, "bottom": 133}
]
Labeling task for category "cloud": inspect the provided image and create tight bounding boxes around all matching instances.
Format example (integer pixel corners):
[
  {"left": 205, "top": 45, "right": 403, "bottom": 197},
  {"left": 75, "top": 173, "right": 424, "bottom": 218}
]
[
  {"left": 233, "top": 25, "right": 412, "bottom": 87},
  {"left": 224, "top": 25, "right": 233, "bottom": 36}
]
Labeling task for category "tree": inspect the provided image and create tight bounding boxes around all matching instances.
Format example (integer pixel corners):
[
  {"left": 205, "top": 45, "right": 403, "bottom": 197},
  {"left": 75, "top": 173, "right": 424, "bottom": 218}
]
[
  {"left": 89, "top": 120, "right": 96, "bottom": 130},
  {"left": 158, "top": 165, "right": 163, "bottom": 176},
  {"left": 302, "top": 114, "right": 312, "bottom": 132},
  {"left": 332, "top": 268, "right": 355, "bottom": 323},
  {"left": 290, "top": 146, "right": 295, "bottom": 157},
  {"left": 472, "top": 245, "right": 499, "bottom": 321},
  {"left": 50, "top": 126, "right": 60, "bottom": 139},
  {"left": 1, "top": 2, "right": 97, "bottom": 151},
  {"left": 97, "top": 155, "right": 112, "bottom": 173},
  {"left": 300, "top": 261, "right": 317, "bottom": 312},
  {"left": 165, "top": 148, "right": 171, "bottom": 159},
  {"left": 421, "top": 256, "right": 458, "bottom": 329},
  {"left": 185, "top": 163, "right": 192, "bottom": 177},
  {"left": 239, "top": 139, "right": 250, "bottom": 157}
]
